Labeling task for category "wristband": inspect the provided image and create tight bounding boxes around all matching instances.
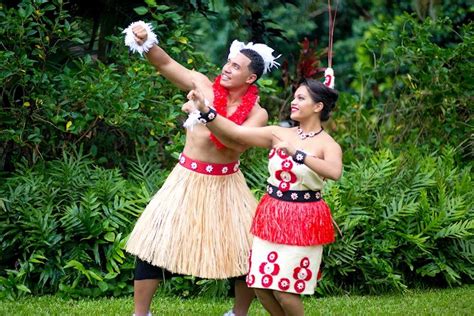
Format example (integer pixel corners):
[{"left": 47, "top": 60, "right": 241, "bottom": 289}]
[
  {"left": 123, "top": 21, "right": 159, "bottom": 56},
  {"left": 292, "top": 150, "right": 307, "bottom": 164},
  {"left": 198, "top": 107, "right": 217, "bottom": 124}
]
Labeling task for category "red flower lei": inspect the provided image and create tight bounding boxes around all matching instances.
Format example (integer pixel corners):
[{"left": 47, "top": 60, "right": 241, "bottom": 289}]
[{"left": 210, "top": 75, "right": 259, "bottom": 149}]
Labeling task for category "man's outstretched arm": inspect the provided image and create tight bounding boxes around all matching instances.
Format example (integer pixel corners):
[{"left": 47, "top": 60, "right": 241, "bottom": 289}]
[{"left": 133, "top": 25, "right": 210, "bottom": 91}]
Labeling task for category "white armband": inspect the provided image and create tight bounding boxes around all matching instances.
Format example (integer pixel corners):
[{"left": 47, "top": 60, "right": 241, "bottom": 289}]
[
  {"left": 123, "top": 21, "right": 158, "bottom": 56},
  {"left": 183, "top": 99, "right": 211, "bottom": 131}
]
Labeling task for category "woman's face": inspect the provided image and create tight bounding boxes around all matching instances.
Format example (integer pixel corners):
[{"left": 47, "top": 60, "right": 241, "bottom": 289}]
[{"left": 289, "top": 85, "right": 319, "bottom": 122}]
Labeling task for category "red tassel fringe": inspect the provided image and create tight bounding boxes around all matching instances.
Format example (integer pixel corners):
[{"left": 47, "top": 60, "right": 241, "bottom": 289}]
[{"left": 251, "top": 194, "right": 335, "bottom": 246}]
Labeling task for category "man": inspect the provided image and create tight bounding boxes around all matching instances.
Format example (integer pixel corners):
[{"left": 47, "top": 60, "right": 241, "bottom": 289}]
[{"left": 125, "top": 23, "right": 279, "bottom": 316}]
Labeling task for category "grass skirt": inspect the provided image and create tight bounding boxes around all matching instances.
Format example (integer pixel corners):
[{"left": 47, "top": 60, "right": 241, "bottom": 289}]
[{"left": 125, "top": 163, "right": 257, "bottom": 279}]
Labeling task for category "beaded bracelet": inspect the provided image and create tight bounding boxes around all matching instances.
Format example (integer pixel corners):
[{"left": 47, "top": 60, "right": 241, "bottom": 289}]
[
  {"left": 198, "top": 107, "right": 217, "bottom": 124},
  {"left": 292, "top": 150, "right": 307, "bottom": 164}
]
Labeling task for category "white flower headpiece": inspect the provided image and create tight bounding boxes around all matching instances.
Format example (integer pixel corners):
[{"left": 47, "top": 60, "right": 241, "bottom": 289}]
[
  {"left": 227, "top": 40, "right": 281, "bottom": 74},
  {"left": 123, "top": 21, "right": 158, "bottom": 56}
]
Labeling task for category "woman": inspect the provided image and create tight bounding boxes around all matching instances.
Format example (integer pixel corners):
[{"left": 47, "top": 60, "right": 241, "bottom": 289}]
[{"left": 188, "top": 79, "right": 342, "bottom": 316}]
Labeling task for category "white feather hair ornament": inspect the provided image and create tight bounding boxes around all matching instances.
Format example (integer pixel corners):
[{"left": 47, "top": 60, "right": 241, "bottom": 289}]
[{"left": 227, "top": 40, "right": 281, "bottom": 74}]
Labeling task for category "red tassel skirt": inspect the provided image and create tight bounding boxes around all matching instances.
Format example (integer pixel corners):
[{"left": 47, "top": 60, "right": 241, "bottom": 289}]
[{"left": 251, "top": 194, "right": 335, "bottom": 246}]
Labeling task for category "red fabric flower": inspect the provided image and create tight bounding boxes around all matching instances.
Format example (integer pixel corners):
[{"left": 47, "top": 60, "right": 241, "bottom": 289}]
[
  {"left": 267, "top": 251, "right": 278, "bottom": 263},
  {"left": 259, "top": 262, "right": 280, "bottom": 276},
  {"left": 293, "top": 267, "right": 312, "bottom": 281},
  {"left": 261, "top": 275, "right": 273, "bottom": 287},
  {"left": 275, "top": 170, "right": 297, "bottom": 183},
  {"left": 294, "top": 280, "right": 306, "bottom": 293},
  {"left": 277, "top": 149, "right": 289, "bottom": 159},
  {"left": 281, "top": 159, "right": 293, "bottom": 171},
  {"left": 300, "top": 257, "right": 310, "bottom": 268},
  {"left": 278, "top": 278, "right": 291, "bottom": 291},
  {"left": 275, "top": 169, "right": 297, "bottom": 192},
  {"left": 246, "top": 274, "right": 255, "bottom": 286}
]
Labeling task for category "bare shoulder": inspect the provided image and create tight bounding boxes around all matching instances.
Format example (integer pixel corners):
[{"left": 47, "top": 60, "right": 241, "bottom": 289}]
[
  {"left": 245, "top": 103, "right": 269, "bottom": 127},
  {"left": 322, "top": 132, "right": 342, "bottom": 154},
  {"left": 251, "top": 103, "right": 269, "bottom": 118}
]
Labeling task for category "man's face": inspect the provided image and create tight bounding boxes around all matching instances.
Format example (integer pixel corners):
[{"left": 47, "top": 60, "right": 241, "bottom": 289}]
[{"left": 220, "top": 53, "right": 256, "bottom": 89}]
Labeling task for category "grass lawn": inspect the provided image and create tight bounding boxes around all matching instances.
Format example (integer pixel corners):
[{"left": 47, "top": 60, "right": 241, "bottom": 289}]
[{"left": 1, "top": 285, "right": 472, "bottom": 315}]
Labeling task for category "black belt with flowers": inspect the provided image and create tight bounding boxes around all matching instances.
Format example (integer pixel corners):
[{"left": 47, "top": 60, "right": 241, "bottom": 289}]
[{"left": 266, "top": 184, "right": 322, "bottom": 202}]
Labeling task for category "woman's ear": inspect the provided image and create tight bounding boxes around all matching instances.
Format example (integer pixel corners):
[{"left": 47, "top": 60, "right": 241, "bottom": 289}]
[{"left": 313, "top": 101, "right": 324, "bottom": 113}]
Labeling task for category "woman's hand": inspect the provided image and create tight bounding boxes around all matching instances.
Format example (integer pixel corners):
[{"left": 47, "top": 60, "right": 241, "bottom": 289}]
[
  {"left": 272, "top": 133, "right": 297, "bottom": 157},
  {"left": 181, "top": 100, "right": 196, "bottom": 114},
  {"left": 186, "top": 85, "right": 208, "bottom": 112}
]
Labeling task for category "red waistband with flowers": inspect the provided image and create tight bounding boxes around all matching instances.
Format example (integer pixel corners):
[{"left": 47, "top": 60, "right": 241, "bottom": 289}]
[{"left": 178, "top": 153, "right": 240, "bottom": 175}]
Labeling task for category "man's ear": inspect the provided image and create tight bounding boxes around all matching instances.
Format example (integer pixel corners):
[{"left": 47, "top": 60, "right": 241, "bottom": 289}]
[
  {"left": 313, "top": 101, "right": 324, "bottom": 113},
  {"left": 246, "top": 73, "right": 257, "bottom": 84}
]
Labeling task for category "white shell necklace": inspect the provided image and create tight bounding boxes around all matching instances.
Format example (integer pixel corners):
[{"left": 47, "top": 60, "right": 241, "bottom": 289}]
[{"left": 296, "top": 127, "right": 324, "bottom": 140}]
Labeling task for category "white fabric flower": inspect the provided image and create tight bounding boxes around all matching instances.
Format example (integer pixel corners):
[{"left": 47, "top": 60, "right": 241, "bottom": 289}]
[
  {"left": 191, "top": 162, "right": 198, "bottom": 170},
  {"left": 205, "top": 165, "right": 213, "bottom": 173},
  {"left": 304, "top": 193, "right": 311, "bottom": 200},
  {"left": 291, "top": 193, "right": 298, "bottom": 200},
  {"left": 295, "top": 153, "right": 304, "bottom": 162},
  {"left": 221, "top": 166, "right": 228, "bottom": 174}
]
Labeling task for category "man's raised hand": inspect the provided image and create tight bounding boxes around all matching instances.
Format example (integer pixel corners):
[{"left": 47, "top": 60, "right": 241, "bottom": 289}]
[{"left": 132, "top": 25, "right": 148, "bottom": 46}]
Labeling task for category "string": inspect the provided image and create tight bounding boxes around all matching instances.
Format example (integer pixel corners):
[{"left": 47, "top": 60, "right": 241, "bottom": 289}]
[{"left": 327, "top": 0, "right": 339, "bottom": 68}]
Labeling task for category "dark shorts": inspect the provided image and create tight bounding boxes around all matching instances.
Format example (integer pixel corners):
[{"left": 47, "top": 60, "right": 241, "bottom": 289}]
[
  {"left": 134, "top": 258, "right": 182, "bottom": 280},
  {"left": 134, "top": 257, "right": 246, "bottom": 282}
]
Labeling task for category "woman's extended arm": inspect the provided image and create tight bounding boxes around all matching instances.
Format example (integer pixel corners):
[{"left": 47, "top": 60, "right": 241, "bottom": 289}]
[
  {"left": 303, "top": 143, "right": 343, "bottom": 180},
  {"left": 188, "top": 90, "right": 276, "bottom": 149}
]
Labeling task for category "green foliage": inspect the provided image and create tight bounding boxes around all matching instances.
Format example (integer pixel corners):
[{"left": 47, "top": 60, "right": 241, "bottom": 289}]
[
  {"left": 319, "top": 146, "right": 473, "bottom": 295},
  {"left": 1, "top": 0, "right": 473, "bottom": 301},
  {"left": 1, "top": 286, "right": 474, "bottom": 315},
  {"left": 335, "top": 14, "right": 473, "bottom": 158},
  {"left": 158, "top": 276, "right": 230, "bottom": 299},
  {"left": 0, "top": 0, "right": 212, "bottom": 171},
  {"left": 0, "top": 148, "right": 169, "bottom": 299}
]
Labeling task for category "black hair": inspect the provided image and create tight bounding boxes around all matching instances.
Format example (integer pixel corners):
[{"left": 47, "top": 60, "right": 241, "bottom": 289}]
[
  {"left": 240, "top": 48, "right": 265, "bottom": 82},
  {"left": 299, "top": 79, "right": 339, "bottom": 121}
]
